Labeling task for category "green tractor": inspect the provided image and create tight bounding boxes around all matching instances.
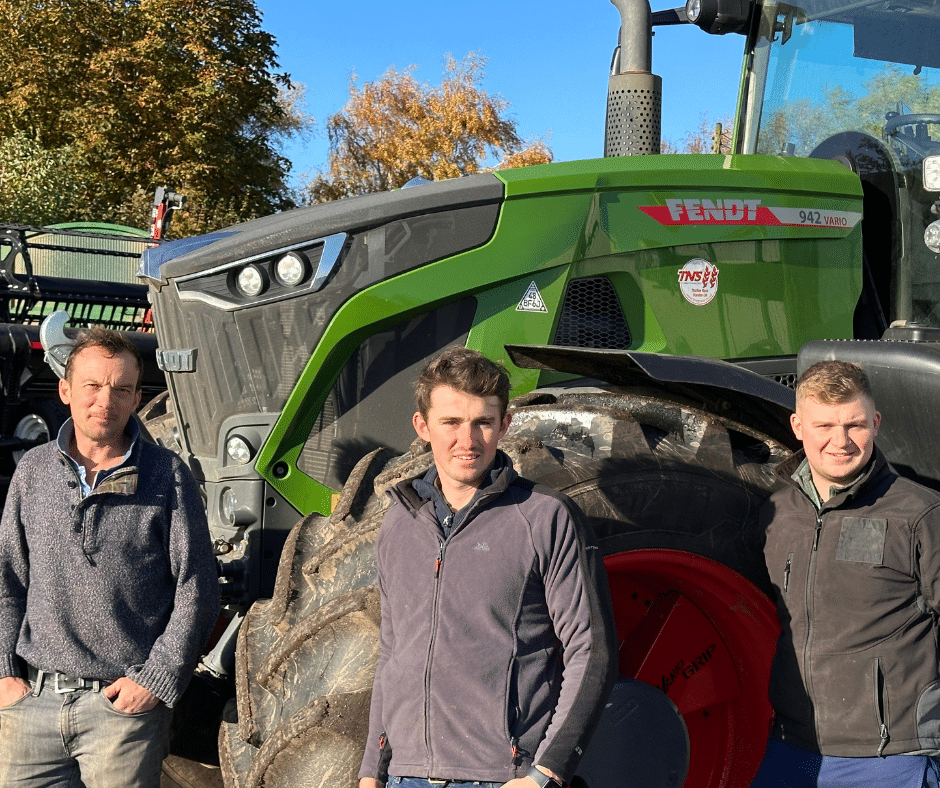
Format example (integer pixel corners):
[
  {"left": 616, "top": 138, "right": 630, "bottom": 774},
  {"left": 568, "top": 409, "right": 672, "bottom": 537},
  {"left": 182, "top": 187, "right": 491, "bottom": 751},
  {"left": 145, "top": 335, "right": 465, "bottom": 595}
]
[{"left": 140, "top": 0, "right": 940, "bottom": 785}]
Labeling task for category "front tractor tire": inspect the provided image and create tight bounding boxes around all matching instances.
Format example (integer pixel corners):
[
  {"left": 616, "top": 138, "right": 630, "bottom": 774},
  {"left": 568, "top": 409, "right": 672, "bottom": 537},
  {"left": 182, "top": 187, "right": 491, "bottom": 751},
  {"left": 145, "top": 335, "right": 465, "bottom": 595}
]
[{"left": 219, "top": 390, "right": 789, "bottom": 788}]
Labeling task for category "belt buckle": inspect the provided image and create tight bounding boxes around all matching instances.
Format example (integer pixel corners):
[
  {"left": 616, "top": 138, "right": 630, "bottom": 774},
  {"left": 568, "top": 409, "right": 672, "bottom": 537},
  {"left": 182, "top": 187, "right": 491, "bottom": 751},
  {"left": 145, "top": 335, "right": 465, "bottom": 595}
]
[
  {"left": 53, "top": 673, "right": 93, "bottom": 693},
  {"left": 54, "top": 673, "right": 83, "bottom": 693}
]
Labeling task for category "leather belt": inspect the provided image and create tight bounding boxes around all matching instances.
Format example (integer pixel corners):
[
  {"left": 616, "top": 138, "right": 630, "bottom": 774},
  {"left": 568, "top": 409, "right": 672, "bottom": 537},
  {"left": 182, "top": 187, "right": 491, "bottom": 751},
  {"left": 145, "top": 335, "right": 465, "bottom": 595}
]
[{"left": 26, "top": 664, "right": 109, "bottom": 694}]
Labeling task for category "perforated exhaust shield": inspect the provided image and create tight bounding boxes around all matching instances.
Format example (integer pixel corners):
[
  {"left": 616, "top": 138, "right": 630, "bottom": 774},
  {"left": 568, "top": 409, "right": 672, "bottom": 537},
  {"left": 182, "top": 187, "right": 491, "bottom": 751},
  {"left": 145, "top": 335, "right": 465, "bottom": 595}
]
[{"left": 605, "top": 71, "right": 663, "bottom": 156}]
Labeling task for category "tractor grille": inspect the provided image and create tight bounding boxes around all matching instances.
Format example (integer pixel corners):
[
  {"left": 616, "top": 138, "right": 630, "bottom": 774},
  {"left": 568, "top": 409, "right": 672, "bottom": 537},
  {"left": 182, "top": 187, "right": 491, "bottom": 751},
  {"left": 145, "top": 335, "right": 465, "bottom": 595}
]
[{"left": 553, "top": 277, "right": 631, "bottom": 349}]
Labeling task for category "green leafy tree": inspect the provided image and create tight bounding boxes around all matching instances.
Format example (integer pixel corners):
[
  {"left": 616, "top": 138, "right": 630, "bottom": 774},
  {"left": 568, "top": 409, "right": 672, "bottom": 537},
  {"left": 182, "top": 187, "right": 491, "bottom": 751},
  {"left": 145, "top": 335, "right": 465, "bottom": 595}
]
[
  {"left": 305, "top": 54, "right": 552, "bottom": 203},
  {"left": 0, "top": 132, "right": 87, "bottom": 225},
  {"left": 0, "top": 0, "right": 308, "bottom": 231}
]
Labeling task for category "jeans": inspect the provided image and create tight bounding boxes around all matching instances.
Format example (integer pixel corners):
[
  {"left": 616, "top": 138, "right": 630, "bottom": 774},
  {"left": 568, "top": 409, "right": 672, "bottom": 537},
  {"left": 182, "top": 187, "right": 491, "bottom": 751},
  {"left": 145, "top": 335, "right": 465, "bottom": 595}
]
[
  {"left": 0, "top": 681, "right": 172, "bottom": 788},
  {"left": 750, "top": 737, "right": 940, "bottom": 788},
  {"left": 389, "top": 778, "right": 503, "bottom": 788}
]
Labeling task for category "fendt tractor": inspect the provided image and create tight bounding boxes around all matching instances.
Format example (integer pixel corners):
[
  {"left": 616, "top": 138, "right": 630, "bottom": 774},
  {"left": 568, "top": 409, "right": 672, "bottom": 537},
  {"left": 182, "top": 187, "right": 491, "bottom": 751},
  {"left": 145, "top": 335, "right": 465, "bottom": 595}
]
[{"left": 136, "top": 0, "right": 940, "bottom": 786}]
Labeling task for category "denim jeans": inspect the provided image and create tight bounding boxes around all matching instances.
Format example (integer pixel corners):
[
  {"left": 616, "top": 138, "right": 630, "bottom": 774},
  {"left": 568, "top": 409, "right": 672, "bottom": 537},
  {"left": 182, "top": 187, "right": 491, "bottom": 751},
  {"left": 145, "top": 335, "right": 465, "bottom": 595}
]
[
  {"left": 0, "top": 681, "right": 172, "bottom": 788},
  {"left": 750, "top": 737, "right": 940, "bottom": 788},
  {"left": 389, "top": 777, "right": 503, "bottom": 788}
]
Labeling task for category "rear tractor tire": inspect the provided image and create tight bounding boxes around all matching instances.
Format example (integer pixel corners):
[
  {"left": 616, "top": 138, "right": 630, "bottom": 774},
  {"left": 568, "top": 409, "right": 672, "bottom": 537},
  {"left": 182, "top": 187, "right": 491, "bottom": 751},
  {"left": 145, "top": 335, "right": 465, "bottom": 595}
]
[
  {"left": 219, "top": 390, "right": 791, "bottom": 788},
  {"left": 138, "top": 390, "right": 184, "bottom": 456}
]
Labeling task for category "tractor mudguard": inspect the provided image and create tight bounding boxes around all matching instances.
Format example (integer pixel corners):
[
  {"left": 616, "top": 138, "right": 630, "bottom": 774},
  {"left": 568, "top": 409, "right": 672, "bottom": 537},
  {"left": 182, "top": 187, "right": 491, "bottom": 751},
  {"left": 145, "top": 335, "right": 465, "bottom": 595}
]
[{"left": 506, "top": 344, "right": 798, "bottom": 450}]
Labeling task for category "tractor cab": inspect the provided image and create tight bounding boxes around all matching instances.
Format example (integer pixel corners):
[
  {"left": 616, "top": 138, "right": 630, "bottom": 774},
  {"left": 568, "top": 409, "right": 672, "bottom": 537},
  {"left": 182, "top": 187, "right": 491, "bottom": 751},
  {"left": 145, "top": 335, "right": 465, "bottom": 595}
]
[{"left": 670, "top": 0, "right": 940, "bottom": 332}]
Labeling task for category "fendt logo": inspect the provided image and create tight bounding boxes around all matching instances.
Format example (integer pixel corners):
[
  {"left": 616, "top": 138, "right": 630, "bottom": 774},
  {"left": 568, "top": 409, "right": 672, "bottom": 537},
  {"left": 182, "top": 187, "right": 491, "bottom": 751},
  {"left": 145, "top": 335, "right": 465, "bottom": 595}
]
[
  {"left": 639, "top": 198, "right": 862, "bottom": 229},
  {"left": 667, "top": 198, "right": 761, "bottom": 223}
]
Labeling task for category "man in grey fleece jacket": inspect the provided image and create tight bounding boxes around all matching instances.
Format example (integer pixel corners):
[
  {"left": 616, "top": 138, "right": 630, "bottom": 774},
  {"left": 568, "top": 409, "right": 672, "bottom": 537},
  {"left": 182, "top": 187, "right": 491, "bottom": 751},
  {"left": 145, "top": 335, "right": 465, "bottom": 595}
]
[
  {"left": 359, "top": 347, "right": 617, "bottom": 788},
  {"left": 0, "top": 328, "right": 219, "bottom": 787}
]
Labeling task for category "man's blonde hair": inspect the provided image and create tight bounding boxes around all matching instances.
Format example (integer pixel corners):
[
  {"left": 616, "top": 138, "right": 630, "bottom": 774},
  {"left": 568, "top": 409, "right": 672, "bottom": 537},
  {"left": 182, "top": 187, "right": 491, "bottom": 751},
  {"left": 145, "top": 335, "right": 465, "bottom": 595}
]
[{"left": 795, "top": 360, "right": 873, "bottom": 408}]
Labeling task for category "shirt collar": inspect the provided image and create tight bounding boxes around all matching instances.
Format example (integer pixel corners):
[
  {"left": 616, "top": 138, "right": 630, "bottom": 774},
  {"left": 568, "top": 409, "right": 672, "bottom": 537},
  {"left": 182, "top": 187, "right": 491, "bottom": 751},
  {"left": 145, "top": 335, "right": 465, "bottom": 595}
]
[{"left": 791, "top": 455, "right": 869, "bottom": 509}]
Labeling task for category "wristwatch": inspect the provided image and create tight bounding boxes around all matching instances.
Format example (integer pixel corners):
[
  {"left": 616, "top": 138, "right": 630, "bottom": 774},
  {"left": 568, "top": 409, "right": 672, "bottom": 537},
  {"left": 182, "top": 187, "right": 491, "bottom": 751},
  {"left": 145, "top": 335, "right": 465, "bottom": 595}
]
[{"left": 527, "top": 766, "right": 562, "bottom": 788}]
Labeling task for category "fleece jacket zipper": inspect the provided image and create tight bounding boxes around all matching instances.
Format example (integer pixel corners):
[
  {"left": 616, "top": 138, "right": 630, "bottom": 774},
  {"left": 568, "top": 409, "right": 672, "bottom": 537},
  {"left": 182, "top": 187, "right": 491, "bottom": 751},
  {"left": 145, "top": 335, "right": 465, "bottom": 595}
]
[
  {"left": 423, "top": 516, "right": 450, "bottom": 776},
  {"left": 802, "top": 510, "right": 823, "bottom": 732}
]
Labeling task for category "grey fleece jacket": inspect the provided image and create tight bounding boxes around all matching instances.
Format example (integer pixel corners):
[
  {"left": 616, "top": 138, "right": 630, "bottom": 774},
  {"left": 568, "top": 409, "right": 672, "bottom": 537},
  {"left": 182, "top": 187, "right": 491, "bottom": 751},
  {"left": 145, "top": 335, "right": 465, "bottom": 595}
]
[
  {"left": 0, "top": 427, "right": 220, "bottom": 707},
  {"left": 359, "top": 452, "right": 618, "bottom": 785}
]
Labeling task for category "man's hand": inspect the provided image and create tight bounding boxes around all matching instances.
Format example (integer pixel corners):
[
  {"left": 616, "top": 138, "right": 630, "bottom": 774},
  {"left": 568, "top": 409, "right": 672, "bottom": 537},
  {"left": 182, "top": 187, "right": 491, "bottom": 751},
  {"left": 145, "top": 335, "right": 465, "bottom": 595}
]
[
  {"left": 358, "top": 779, "right": 383, "bottom": 788},
  {"left": 102, "top": 677, "right": 160, "bottom": 713},
  {"left": 0, "top": 676, "right": 30, "bottom": 708}
]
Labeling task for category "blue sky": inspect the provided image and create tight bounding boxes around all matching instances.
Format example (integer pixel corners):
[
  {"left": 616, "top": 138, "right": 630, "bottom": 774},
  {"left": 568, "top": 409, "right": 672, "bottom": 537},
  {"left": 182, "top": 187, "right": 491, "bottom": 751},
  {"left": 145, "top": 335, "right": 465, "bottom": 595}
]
[{"left": 257, "top": 0, "right": 745, "bottom": 190}]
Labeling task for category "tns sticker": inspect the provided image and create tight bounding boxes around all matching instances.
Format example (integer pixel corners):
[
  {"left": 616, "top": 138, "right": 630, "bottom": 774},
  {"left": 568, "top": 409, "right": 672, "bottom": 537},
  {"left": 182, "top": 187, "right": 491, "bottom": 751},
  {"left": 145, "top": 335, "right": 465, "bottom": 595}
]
[{"left": 678, "top": 259, "right": 719, "bottom": 306}]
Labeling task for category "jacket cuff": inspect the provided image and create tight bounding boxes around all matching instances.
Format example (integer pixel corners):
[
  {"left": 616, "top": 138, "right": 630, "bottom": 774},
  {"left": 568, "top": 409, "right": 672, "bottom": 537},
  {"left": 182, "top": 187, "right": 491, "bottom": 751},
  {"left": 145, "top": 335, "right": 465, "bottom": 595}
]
[{"left": 0, "top": 653, "right": 21, "bottom": 679}]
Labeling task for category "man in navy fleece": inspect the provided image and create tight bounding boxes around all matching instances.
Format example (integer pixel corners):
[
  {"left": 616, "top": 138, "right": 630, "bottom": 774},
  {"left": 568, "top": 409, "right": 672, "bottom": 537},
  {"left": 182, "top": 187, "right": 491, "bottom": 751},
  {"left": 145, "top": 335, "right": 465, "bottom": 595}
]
[{"left": 358, "top": 346, "right": 617, "bottom": 788}]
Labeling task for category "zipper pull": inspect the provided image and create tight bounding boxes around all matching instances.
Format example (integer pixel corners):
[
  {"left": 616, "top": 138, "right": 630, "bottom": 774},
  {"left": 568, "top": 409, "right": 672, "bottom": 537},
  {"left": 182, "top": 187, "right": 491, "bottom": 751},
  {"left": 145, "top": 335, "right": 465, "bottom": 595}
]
[
  {"left": 783, "top": 556, "right": 792, "bottom": 592},
  {"left": 434, "top": 542, "right": 444, "bottom": 577},
  {"left": 878, "top": 724, "right": 889, "bottom": 757},
  {"left": 813, "top": 515, "right": 822, "bottom": 552}
]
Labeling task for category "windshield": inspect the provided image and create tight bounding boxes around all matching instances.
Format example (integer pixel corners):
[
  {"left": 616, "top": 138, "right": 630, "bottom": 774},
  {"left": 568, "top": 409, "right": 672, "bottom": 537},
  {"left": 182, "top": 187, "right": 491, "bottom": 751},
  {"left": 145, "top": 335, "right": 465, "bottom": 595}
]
[
  {"left": 744, "top": 0, "right": 940, "bottom": 326},
  {"left": 750, "top": 0, "right": 940, "bottom": 159}
]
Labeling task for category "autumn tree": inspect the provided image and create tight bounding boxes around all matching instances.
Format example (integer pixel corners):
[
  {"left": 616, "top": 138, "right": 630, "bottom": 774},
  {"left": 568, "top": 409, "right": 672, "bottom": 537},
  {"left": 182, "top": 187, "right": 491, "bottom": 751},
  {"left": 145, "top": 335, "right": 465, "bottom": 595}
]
[
  {"left": 305, "top": 54, "right": 551, "bottom": 203},
  {"left": 0, "top": 0, "right": 308, "bottom": 231}
]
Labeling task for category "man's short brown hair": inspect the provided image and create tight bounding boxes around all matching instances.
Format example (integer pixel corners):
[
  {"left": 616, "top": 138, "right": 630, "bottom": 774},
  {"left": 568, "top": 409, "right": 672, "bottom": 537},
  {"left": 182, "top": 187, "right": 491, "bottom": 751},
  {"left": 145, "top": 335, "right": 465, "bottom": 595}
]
[
  {"left": 795, "top": 360, "right": 873, "bottom": 408},
  {"left": 64, "top": 326, "right": 143, "bottom": 389},
  {"left": 415, "top": 346, "right": 510, "bottom": 418}
]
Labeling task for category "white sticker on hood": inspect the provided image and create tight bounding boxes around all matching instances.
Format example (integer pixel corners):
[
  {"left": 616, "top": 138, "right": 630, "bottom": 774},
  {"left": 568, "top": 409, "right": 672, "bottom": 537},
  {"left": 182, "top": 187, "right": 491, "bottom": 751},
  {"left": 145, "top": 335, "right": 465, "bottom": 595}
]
[
  {"left": 678, "top": 259, "right": 719, "bottom": 306},
  {"left": 516, "top": 281, "right": 548, "bottom": 313}
]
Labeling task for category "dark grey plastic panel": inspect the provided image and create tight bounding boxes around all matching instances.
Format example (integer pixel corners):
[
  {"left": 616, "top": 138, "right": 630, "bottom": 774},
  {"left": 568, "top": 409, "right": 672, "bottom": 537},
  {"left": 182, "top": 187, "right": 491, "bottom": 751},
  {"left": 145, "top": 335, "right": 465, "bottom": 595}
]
[{"left": 158, "top": 174, "right": 504, "bottom": 280}]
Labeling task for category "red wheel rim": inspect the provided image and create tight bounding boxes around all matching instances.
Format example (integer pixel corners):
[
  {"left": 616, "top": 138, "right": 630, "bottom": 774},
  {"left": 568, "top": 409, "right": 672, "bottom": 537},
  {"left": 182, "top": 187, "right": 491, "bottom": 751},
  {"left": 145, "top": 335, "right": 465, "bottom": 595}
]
[{"left": 603, "top": 549, "right": 780, "bottom": 788}]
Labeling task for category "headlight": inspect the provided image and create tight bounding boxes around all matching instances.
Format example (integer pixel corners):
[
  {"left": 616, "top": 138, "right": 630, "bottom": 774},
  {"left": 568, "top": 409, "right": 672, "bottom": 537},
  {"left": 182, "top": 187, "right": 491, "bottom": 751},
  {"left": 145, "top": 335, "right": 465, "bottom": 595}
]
[
  {"left": 226, "top": 435, "right": 253, "bottom": 465},
  {"left": 220, "top": 487, "right": 238, "bottom": 526},
  {"left": 683, "top": 0, "right": 749, "bottom": 34},
  {"left": 926, "top": 220, "right": 940, "bottom": 254},
  {"left": 925, "top": 156, "right": 940, "bottom": 192},
  {"left": 274, "top": 251, "right": 309, "bottom": 287},
  {"left": 236, "top": 265, "right": 267, "bottom": 297}
]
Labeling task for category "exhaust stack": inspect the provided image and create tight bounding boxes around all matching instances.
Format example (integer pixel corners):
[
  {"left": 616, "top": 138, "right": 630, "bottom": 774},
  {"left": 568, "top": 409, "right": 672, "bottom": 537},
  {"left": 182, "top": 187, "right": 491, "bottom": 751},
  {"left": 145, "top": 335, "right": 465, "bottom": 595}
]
[{"left": 605, "top": 0, "right": 662, "bottom": 156}]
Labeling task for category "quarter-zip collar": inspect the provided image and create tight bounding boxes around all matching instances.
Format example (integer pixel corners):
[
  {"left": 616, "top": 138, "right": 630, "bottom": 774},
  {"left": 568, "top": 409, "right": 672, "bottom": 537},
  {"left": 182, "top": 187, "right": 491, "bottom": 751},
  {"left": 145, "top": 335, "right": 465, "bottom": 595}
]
[{"left": 56, "top": 417, "right": 140, "bottom": 498}]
